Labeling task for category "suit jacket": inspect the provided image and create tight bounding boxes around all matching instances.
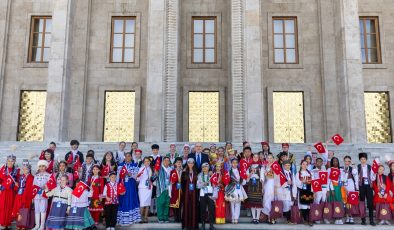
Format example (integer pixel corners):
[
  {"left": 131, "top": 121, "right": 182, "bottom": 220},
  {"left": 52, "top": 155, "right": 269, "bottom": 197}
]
[
  {"left": 65, "top": 151, "right": 84, "bottom": 173},
  {"left": 188, "top": 152, "right": 209, "bottom": 173}
]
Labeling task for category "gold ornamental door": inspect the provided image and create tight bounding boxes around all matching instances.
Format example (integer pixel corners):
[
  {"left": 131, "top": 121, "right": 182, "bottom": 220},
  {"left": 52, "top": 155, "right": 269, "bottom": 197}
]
[{"left": 189, "top": 92, "right": 219, "bottom": 142}]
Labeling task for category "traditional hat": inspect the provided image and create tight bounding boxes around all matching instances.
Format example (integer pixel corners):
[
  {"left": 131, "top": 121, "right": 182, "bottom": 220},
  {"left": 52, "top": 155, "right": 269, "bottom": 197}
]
[
  {"left": 202, "top": 162, "right": 209, "bottom": 168},
  {"left": 22, "top": 159, "right": 31, "bottom": 172},
  {"left": 6, "top": 154, "right": 16, "bottom": 161},
  {"left": 37, "top": 160, "right": 49, "bottom": 168},
  {"left": 135, "top": 149, "right": 142, "bottom": 154},
  {"left": 183, "top": 144, "right": 190, "bottom": 149},
  {"left": 187, "top": 158, "right": 195, "bottom": 164},
  {"left": 261, "top": 141, "right": 269, "bottom": 146},
  {"left": 282, "top": 143, "right": 289, "bottom": 148}
]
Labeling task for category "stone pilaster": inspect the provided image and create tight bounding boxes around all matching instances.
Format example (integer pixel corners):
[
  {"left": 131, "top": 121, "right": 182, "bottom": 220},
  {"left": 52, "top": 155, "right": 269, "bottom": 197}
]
[
  {"left": 163, "top": 0, "right": 179, "bottom": 142},
  {"left": 231, "top": 0, "right": 245, "bottom": 142},
  {"left": 145, "top": 0, "right": 166, "bottom": 142},
  {"left": 44, "top": 0, "right": 74, "bottom": 141},
  {"left": 244, "top": 0, "right": 263, "bottom": 142},
  {"left": 335, "top": 0, "right": 367, "bottom": 143},
  {"left": 0, "top": 0, "right": 10, "bottom": 123}
]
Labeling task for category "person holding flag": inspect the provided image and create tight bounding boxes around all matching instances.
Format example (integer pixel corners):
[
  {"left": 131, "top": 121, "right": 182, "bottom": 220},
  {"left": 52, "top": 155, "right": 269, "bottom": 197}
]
[
  {"left": 103, "top": 172, "right": 125, "bottom": 230},
  {"left": 342, "top": 155, "right": 359, "bottom": 224},
  {"left": 169, "top": 157, "right": 183, "bottom": 223},
  {"left": 117, "top": 151, "right": 141, "bottom": 225},
  {"left": 101, "top": 151, "right": 117, "bottom": 183},
  {"left": 373, "top": 164, "right": 392, "bottom": 225},
  {"left": 311, "top": 157, "right": 329, "bottom": 224},
  {"left": 277, "top": 160, "right": 297, "bottom": 224},
  {"left": 150, "top": 144, "right": 161, "bottom": 216},
  {"left": 65, "top": 181, "right": 94, "bottom": 229},
  {"left": 245, "top": 154, "right": 265, "bottom": 224},
  {"left": 357, "top": 152, "right": 376, "bottom": 226},
  {"left": 32, "top": 160, "right": 51, "bottom": 230},
  {"left": 89, "top": 164, "right": 105, "bottom": 225},
  {"left": 0, "top": 154, "right": 19, "bottom": 229},
  {"left": 64, "top": 140, "right": 84, "bottom": 174},
  {"left": 211, "top": 162, "right": 229, "bottom": 224},
  {"left": 327, "top": 157, "right": 345, "bottom": 225},
  {"left": 136, "top": 157, "right": 153, "bottom": 223}
]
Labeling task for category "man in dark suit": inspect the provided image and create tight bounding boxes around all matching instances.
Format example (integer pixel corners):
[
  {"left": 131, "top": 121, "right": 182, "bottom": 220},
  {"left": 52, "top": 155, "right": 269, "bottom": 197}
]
[
  {"left": 188, "top": 142, "right": 209, "bottom": 173},
  {"left": 64, "top": 139, "right": 84, "bottom": 173}
]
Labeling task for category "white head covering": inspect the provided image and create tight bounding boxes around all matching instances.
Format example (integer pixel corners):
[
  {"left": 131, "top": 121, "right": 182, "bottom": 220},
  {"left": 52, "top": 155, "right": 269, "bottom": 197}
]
[{"left": 37, "top": 160, "right": 49, "bottom": 168}]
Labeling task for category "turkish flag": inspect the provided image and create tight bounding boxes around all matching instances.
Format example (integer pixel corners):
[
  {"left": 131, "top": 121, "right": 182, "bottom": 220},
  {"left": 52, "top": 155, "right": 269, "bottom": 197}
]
[
  {"left": 46, "top": 174, "right": 57, "bottom": 191},
  {"left": 270, "top": 161, "right": 281, "bottom": 175},
  {"left": 319, "top": 171, "right": 328, "bottom": 185},
  {"left": 222, "top": 171, "right": 230, "bottom": 185},
  {"left": 102, "top": 164, "right": 110, "bottom": 177},
  {"left": 240, "top": 169, "right": 247, "bottom": 180},
  {"left": 170, "top": 170, "right": 178, "bottom": 183},
  {"left": 154, "top": 158, "right": 161, "bottom": 172},
  {"left": 3, "top": 175, "right": 14, "bottom": 189},
  {"left": 32, "top": 184, "right": 41, "bottom": 198},
  {"left": 73, "top": 170, "right": 79, "bottom": 181},
  {"left": 329, "top": 168, "right": 340, "bottom": 181},
  {"left": 72, "top": 181, "right": 89, "bottom": 198},
  {"left": 118, "top": 182, "right": 126, "bottom": 194},
  {"left": 279, "top": 172, "right": 287, "bottom": 186},
  {"left": 331, "top": 134, "right": 344, "bottom": 145},
  {"left": 119, "top": 165, "right": 128, "bottom": 179},
  {"left": 372, "top": 159, "right": 379, "bottom": 174},
  {"left": 73, "top": 157, "right": 81, "bottom": 171},
  {"left": 39, "top": 150, "right": 45, "bottom": 160},
  {"left": 239, "top": 159, "right": 249, "bottom": 171},
  {"left": 311, "top": 179, "right": 322, "bottom": 192},
  {"left": 347, "top": 192, "right": 359, "bottom": 205},
  {"left": 314, "top": 142, "right": 326, "bottom": 154},
  {"left": 210, "top": 173, "right": 219, "bottom": 186}
]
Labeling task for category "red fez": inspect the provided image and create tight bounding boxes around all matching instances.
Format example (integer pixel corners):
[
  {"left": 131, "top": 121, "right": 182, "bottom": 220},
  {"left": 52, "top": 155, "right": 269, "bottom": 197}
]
[
  {"left": 261, "top": 141, "right": 269, "bottom": 146},
  {"left": 135, "top": 149, "right": 142, "bottom": 154},
  {"left": 282, "top": 143, "right": 289, "bottom": 148}
]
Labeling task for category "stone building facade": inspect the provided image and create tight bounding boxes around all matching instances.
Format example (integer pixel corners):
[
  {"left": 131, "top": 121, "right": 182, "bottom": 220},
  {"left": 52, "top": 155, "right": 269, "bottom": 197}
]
[{"left": 0, "top": 0, "right": 393, "bottom": 144}]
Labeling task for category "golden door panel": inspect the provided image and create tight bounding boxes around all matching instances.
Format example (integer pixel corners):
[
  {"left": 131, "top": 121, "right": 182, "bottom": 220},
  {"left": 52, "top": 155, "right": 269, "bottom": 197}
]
[
  {"left": 364, "top": 92, "right": 392, "bottom": 143},
  {"left": 17, "top": 91, "right": 47, "bottom": 141},
  {"left": 273, "top": 92, "right": 305, "bottom": 143},
  {"left": 103, "top": 91, "right": 135, "bottom": 142},
  {"left": 189, "top": 92, "right": 219, "bottom": 142}
]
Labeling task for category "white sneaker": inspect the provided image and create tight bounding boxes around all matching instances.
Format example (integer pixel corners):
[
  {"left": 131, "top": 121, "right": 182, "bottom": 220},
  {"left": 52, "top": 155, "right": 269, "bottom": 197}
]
[
  {"left": 324, "top": 219, "right": 330, "bottom": 224},
  {"left": 338, "top": 219, "right": 343, "bottom": 225},
  {"left": 385, "top": 220, "right": 391, "bottom": 225},
  {"left": 379, "top": 220, "right": 385, "bottom": 225}
]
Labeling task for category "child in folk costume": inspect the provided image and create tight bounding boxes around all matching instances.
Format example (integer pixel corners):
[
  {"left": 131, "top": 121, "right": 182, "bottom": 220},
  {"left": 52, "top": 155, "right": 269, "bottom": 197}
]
[
  {"left": 64, "top": 140, "right": 84, "bottom": 174},
  {"left": 101, "top": 151, "right": 117, "bottom": 183},
  {"left": 136, "top": 157, "right": 153, "bottom": 223},
  {"left": 295, "top": 160, "right": 314, "bottom": 226},
  {"left": 117, "top": 152, "right": 141, "bottom": 225},
  {"left": 11, "top": 160, "right": 34, "bottom": 229},
  {"left": 150, "top": 144, "right": 161, "bottom": 216},
  {"left": 80, "top": 152, "right": 95, "bottom": 184},
  {"left": 357, "top": 152, "right": 377, "bottom": 226},
  {"left": 311, "top": 157, "right": 330, "bottom": 224},
  {"left": 245, "top": 154, "right": 265, "bottom": 224},
  {"left": 169, "top": 157, "right": 183, "bottom": 223},
  {"left": 327, "top": 157, "right": 345, "bottom": 225},
  {"left": 262, "top": 154, "right": 276, "bottom": 224},
  {"left": 32, "top": 160, "right": 51, "bottom": 230},
  {"left": 55, "top": 161, "right": 74, "bottom": 188},
  {"left": 341, "top": 155, "right": 359, "bottom": 224},
  {"left": 156, "top": 156, "right": 172, "bottom": 223},
  {"left": 103, "top": 172, "right": 125, "bottom": 230},
  {"left": 197, "top": 162, "right": 216, "bottom": 230},
  {"left": 0, "top": 154, "right": 19, "bottom": 229},
  {"left": 373, "top": 164, "right": 392, "bottom": 225},
  {"left": 40, "top": 149, "right": 55, "bottom": 174},
  {"left": 210, "top": 162, "right": 229, "bottom": 224},
  {"left": 45, "top": 175, "right": 73, "bottom": 229},
  {"left": 181, "top": 158, "right": 198, "bottom": 230},
  {"left": 89, "top": 164, "right": 105, "bottom": 225},
  {"left": 225, "top": 158, "right": 247, "bottom": 224},
  {"left": 65, "top": 182, "right": 95, "bottom": 229},
  {"left": 277, "top": 160, "right": 297, "bottom": 224}
]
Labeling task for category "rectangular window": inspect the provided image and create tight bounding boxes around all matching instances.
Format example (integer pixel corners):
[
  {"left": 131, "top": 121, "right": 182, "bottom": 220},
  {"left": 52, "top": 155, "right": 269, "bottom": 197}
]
[
  {"left": 273, "top": 92, "right": 305, "bottom": 143},
  {"left": 360, "top": 17, "right": 381, "bottom": 64},
  {"left": 192, "top": 17, "right": 217, "bottom": 64},
  {"left": 189, "top": 92, "right": 219, "bottom": 142},
  {"left": 272, "top": 17, "right": 298, "bottom": 64},
  {"left": 103, "top": 91, "right": 135, "bottom": 142},
  {"left": 17, "top": 91, "right": 47, "bottom": 141},
  {"left": 364, "top": 92, "right": 391, "bottom": 143},
  {"left": 28, "top": 16, "right": 52, "bottom": 63},
  {"left": 110, "top": 17, "right": 136, "bottom": 63}
]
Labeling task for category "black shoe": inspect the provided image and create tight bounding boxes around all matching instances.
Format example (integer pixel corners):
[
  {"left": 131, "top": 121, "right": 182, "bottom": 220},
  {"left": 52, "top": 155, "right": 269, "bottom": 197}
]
[
  {"left": 200, "top": 221, "right": 206, "bottom": 230},
  {"left": 361, "top": 218, "right": 366, "bottom": 225},
  {"left": 370, "top": 221, "right": 376, "bottom": 226},
  {"left": 209, "top": 224, "right": 216, "bottom": 230}
]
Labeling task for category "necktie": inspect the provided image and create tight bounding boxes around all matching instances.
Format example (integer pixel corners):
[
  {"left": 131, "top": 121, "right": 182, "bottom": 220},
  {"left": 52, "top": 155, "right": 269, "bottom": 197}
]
[{"left": 197, "top": 154, "right": 201, "bottom": 168}]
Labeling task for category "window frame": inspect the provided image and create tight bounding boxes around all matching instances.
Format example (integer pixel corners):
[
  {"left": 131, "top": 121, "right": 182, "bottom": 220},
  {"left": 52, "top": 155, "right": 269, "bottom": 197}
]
[
  {"left": 359, "top": 16, "right": 381, "bottom": 64},
  {"left": 110, "top": 16, "right": 136, "bottom": 64},
  {"left": 28, "top": 16, "right": 52, "bottom": 63},
  {"left": 191, "top": 16, "right": 217, "bottom": 64},
  {"left": 272, "top": 16, "right": 299, "bottom": 64}
]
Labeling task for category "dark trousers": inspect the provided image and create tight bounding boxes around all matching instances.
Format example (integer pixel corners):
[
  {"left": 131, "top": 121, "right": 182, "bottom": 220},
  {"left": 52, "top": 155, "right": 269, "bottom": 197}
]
[
  {"left": 300, "top": 209, "right": 310, "bottom": 222},
  {"left": 200, "top": 194, "right": 215, "bottom": 223},
  {"left": 283, "top": 211, "right": 291, "bottom": 221},
  {"left": 359, "top": 184, "right": 374, "bottom": 219},
  {"left": 104, "top": 204, "right": 119, "bottom": 228},
  {"left": 173, "top": 207, "right": 181, "bottom": 222}
]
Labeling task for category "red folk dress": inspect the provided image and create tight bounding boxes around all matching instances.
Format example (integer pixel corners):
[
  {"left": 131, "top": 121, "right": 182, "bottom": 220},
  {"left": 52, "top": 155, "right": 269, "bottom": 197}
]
[
  {"left": 11, "top": 174, "right": 34, "bottom": 219},
  {"left": 89, "top": 176, "right": 105, "bottom": 222},
  {"left": 0, "top": 166, "right": 20, "bottom": 227}
]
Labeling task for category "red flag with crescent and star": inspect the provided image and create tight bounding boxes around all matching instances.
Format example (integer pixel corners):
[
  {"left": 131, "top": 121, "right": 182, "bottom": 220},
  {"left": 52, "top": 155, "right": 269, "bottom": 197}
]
[
  {"left": 347, "top": 191, "right": 359, "bottom": 205},
  {"left": 331, "top": 134, "right": 344, "bottom": 145},
  {"left": 319, "top": 171, "right": 328, "bottom": 185},
  {"left": 154, "top": 158, "right": 161, "bottom": 172},
  {"left": 329, "top": 168, "right": 340, "bottom": 181},
  {"left": 3, "top": 174, "right": 14, "bottom": 189},
  {"left": 72, "top": 181, "right": 89, "bottom": 198},
  {"left": 31, "top": 184, "right": 41, "bottom": 198},
  {"left": 46, "top": 174, "right": 57, "bottom": 191},
  {"left": 222, "top": 171, "right": 230, "bottom": 185},
  {"left": 119, "top": 165, "right": 128, "bottom": 180},
  {"left": 210, "top": 173, "right": 219, "bottom": 186},
  {"left": 118, "top": 182, "right": 126, "bottom": 194},
  {"left": 311, "top": 179, "right": 322, "bottom": 192},
  {"left": 239, "top": 159, "right": 249, "bottom": 172},
  {"left": 279, "top": 172, "right": 287, "bottom": 186},
  {"left": 240, "top": 169, "right": 247, "bottom": 180},
  {"left": 314, "top": 142, "right": 326, "bottom": 154},
  {"left": 170, "top": 170, "right": 179, "bottom": 184},
  {"left": 270, "top": 161, "right": 281, "bottom": 175},
  {"left": 372, "top": 159, "right": 380, "bottom": 174},
  {"left": 102, "top": 164, "right": 110, "bottom": 177}
]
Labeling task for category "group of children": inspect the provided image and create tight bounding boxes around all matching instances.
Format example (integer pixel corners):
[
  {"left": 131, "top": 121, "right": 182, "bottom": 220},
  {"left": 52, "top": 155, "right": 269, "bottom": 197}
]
[{"left": 0, "top": 140, "right": 393, "bottom": 230}]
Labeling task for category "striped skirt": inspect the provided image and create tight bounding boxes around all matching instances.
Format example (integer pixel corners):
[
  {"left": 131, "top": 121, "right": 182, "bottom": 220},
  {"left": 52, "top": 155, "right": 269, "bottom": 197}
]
[
  {"left": 65, "top": 207, "right": 94, "bottom": 229},
  {"left": 46, "top": 202, "right": 68, "bottom": 229}
]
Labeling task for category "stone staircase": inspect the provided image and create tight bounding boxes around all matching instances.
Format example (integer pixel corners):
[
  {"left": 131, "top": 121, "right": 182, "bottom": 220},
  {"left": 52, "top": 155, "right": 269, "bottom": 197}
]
[{"left": 0, "top": 141, "right": 393, "bottom": 170}]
